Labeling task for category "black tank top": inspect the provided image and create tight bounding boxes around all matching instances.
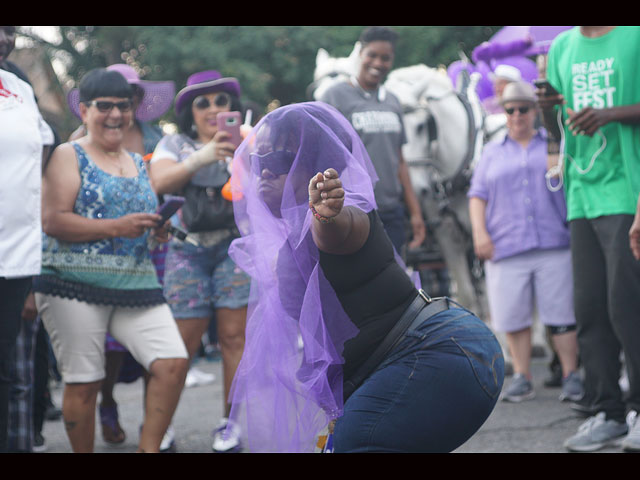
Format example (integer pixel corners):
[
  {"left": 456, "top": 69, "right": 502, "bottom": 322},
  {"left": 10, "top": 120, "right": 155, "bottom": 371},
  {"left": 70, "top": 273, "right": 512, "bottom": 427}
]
[{"left": 319, "top": 210, "right": 416, "bottom": 380}]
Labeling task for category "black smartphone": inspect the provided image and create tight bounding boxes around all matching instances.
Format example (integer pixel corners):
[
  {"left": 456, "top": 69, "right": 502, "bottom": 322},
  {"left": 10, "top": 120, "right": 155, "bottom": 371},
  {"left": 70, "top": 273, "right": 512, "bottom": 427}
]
[
  {"left": 157, "top": 195, "right": 185, "bottom": 224},
  {"left": 533, "top": 78, "right": 560, "bottom": 96}
]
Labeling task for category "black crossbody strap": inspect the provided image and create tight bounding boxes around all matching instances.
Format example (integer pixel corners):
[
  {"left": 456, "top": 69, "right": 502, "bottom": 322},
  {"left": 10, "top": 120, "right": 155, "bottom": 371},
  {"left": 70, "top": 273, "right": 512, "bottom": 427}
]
[{"left": 343, "top": 291, "right": 449, "bottom": 399}]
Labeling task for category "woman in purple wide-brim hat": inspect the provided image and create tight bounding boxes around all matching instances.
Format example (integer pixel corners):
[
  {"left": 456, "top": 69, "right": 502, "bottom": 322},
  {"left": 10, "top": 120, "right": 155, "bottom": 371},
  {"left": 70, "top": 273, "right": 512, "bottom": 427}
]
[
  {"left": 173, "top": 70, "right": 241, "bottom": 115},
  {"left": 147, "top": 69, "right": 250, "bottom": 453}
]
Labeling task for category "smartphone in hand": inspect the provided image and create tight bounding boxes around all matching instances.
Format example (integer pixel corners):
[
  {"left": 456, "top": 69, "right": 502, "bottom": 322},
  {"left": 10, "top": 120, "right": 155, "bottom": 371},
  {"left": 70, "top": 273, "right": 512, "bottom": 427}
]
[
  {"left": 157, "top": 195, "right": 185, "bottom": 225},
  {"left": 533, "top": 78, "right": 560, "bottom": 96},
  {"left": 217, "top": 111, "right": 243, "bottom": 148}
]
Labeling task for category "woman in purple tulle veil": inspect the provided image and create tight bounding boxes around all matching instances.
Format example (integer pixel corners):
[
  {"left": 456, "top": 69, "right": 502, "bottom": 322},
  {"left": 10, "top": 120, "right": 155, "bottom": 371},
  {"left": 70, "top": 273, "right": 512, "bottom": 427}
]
[{"left": 225, "top": 101, "right": 504, "bottom": 453}]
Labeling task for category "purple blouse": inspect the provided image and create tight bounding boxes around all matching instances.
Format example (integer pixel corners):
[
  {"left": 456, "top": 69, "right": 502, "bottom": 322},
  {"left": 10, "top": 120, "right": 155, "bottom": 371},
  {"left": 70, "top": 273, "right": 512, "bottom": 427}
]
[{"left": 468, "top": 129, "right": 570, "bottom": 262}]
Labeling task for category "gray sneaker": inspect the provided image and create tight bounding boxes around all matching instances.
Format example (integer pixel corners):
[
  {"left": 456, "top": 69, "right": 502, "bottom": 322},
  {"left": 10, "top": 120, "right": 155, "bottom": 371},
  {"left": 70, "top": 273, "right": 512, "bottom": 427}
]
[
  {"left": 564, "top": 412, "right": 628, "bottom": 452},
  {"left": 559, "top": 371, "right": 585, "bottom": 402},
  {"left": 502, "top": 374, "right": 535, "bottom": 402},
  {"left": 622, "top": 410, "right": 640, "bottom": 452}
]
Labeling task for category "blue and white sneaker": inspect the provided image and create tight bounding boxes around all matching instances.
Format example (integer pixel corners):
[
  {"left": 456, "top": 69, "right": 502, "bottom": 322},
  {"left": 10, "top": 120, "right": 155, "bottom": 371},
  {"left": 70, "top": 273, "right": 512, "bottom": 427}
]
[
  {"left": 559, "top": 371, "right": 585, "bottom": 402},
  {"left": 622, "top": 410, "right": 640, "bottom": 452},
  {"left": 501, "top": 374, "right": 535, "bottom": 403},
  {"left": 564, "top": 412, "right": 628, "bottom": 452}
]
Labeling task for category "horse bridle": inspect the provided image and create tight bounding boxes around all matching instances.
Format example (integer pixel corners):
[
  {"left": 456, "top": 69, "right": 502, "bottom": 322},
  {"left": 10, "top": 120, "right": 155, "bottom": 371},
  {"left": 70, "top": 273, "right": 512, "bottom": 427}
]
[{"left": 403, "top": 88, "right": 478, "bottom": 196}]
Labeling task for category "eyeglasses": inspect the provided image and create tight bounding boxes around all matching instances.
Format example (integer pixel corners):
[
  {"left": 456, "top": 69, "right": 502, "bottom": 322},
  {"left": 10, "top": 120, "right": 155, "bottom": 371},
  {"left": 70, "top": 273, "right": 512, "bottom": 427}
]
[
  {"left": 505, "top": 106, "right": 532, "bottom": 115},
  {"left": 84, "top": 100, "right": 133, "bottom": 113},
  {"left": 193, "top": 92, "right": 231, "bottom": 110},
  {"left": 250, "top": 150, "right": 296, "bottom": 176}
]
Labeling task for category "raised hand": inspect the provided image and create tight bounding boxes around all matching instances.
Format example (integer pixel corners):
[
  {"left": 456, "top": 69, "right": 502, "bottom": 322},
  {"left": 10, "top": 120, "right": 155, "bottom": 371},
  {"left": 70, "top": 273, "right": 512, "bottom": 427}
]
[
  {"left": 308, "top": 168, "right": 345, "bottom": 221},
  {"left": 183, "top": 131, "right": 236, "bottom": 173}
]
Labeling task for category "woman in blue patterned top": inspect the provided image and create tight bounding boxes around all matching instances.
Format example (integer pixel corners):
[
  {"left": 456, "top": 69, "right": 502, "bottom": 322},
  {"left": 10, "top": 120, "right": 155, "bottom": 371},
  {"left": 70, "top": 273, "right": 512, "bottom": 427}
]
[{"left": 33, "top": 68, "right": 189, "bottom": 453}]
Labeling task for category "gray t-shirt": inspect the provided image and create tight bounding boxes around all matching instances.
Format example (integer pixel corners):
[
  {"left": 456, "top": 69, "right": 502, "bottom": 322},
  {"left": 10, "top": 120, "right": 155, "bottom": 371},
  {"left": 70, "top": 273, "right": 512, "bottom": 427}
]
[
  {"left": 320, "top": 80, "right": 407, "bottom": 212},
  {"left": 151, "top": 133, "right": 229, "bottom": 187},
  {"left": 150, "top": 133, "right": 234, "bottom": 239}
]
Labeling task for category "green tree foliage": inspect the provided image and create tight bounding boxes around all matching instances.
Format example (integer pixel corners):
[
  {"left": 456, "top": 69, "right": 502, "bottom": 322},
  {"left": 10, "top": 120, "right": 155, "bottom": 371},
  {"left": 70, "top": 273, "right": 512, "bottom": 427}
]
[{"left": 20, "top": 26, "right": 500, "bottom": 123}]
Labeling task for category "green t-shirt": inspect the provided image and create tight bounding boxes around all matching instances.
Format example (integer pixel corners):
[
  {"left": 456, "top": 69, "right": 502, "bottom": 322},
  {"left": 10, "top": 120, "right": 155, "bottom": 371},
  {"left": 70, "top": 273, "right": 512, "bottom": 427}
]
[{"left": 547, "top": 26, "right": 640, "bottom": 221}]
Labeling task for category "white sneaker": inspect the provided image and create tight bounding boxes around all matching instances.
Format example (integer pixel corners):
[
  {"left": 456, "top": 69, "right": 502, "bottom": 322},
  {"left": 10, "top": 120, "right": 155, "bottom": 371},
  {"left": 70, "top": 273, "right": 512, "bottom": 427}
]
[
  {"left": 212, "top": 417, "right": 242, "bottom": 453},
  {"left": 185, "top": 367, "right": 216, "bottom": 388},
  {"left": 622, "top": 410, "right": 640, "bottom": 452},
  {"left": 160, "top": 425, "right": 177, "bottom": 453}
]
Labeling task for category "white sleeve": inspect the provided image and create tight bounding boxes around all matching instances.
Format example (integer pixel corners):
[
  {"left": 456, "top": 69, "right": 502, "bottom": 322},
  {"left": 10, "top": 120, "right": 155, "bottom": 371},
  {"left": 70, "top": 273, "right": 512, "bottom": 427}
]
[{"left": 38, "top": 115, "right": 55, "bottom": 145}]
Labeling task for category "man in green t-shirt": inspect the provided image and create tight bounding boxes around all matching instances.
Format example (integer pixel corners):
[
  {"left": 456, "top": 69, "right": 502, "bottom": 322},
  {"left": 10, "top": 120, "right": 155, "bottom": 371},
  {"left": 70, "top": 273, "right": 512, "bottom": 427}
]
[{"left": 539, "top": 26, "right": 640, "bottom": 453}]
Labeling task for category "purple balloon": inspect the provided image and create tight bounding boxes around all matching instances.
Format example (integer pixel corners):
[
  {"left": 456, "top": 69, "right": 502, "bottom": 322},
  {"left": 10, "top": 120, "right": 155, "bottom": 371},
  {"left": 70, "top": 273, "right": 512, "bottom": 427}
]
[
  {"left": 447, "top": 60, "right": 472, "bottom": 85},
  {"left": 474, "top": 61, "right": 494, "bottom": 100},
  {"left": 491, "top": 26, "right": 573, "bottom": 45}
]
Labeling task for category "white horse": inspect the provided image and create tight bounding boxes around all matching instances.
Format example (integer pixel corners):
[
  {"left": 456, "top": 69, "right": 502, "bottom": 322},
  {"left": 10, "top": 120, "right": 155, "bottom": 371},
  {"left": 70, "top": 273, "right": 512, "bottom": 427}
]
[
  {"left": 310, "top": 45, "right": 488, "bottom": 316},
  {"left": 307, "top": 42, "right": 361, "bottom": 101}
]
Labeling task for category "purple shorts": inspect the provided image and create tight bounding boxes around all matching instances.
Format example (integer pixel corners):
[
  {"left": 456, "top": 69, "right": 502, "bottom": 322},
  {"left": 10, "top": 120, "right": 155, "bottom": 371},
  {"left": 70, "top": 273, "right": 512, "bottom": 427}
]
[{"left": 484, "top": 248, "right": 576, "bottom": 333}]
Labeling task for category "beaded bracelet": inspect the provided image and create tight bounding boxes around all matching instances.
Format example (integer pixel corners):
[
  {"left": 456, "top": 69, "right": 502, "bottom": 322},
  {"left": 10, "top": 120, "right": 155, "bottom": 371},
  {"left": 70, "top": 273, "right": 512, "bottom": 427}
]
[{"left": 309, "top": 202, "right": 335, "bottom": 224}]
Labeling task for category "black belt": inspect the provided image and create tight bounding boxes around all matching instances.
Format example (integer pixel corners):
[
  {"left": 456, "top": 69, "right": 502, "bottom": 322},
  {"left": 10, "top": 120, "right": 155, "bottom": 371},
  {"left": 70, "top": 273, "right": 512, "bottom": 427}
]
[{"left": 343, "top": 290, "right": 450, "bottom": 400}]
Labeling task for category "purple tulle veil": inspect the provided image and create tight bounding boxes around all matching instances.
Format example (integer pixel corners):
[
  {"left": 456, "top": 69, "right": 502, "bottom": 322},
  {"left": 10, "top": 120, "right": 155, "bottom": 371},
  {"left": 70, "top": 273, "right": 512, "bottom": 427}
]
[{"left": 226, "top": 102, "right": 379, "bottom": 452}]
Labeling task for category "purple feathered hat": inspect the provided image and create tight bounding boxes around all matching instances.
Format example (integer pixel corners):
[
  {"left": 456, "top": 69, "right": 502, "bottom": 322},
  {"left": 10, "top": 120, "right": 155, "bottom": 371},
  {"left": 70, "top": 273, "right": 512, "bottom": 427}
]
[
  {"left": 67, "top": 64, "right": 175, "bottom": 122},
  {"left": 174, "top": 70, "right": 241, "bottom": 115}
]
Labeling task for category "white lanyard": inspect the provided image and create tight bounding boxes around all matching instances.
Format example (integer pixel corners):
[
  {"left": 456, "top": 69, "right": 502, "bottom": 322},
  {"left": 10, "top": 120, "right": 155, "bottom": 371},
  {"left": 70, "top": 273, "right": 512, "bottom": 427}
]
[{"left": 545, "top": 107, "right": 607, "bottom": 192}]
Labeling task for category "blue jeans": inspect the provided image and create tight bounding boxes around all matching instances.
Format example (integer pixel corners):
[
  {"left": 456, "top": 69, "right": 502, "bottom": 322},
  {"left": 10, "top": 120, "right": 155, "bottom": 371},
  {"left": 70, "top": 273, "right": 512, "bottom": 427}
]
[{"left": 334, "top": 306, "right": 504, "bottom": 453}]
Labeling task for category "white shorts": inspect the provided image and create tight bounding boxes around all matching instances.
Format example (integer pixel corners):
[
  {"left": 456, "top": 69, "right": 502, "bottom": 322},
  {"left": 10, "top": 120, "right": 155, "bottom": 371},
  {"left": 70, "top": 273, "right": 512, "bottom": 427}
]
[
  {"left": 35, "top": 294, "right": 188, "bottom": 383},
  {"left": 484, "top": 248, "right": 576, "bottom": 333}
]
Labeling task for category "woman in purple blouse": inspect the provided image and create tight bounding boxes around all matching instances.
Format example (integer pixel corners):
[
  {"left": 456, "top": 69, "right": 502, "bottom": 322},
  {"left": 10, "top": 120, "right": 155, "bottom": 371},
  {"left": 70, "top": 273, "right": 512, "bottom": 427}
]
[{"left": 468, "top": 81, "right": 584, "bottom": 404}]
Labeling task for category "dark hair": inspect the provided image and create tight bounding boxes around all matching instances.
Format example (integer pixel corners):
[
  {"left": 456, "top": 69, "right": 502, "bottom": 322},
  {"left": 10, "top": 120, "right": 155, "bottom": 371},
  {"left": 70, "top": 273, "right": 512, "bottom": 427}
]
[
  {"left": 78, "top": 68, "right": 132, "bottom": 103},
  {"left": 359, "top": 26, "right": 398, "bottom": 49},
  {"left": 177, "top": 92, "right": 242, "bottom": 139}
]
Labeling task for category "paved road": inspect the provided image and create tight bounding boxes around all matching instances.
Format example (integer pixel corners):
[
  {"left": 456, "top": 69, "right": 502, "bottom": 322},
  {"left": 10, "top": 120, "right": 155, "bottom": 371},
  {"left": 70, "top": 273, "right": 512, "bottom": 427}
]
[
  {"left": 38, "top": 352, "right": 625, "bottom": 454},
  {"left": 42, "top": 357, "right": 226, "bottom": 454},
  {"left": 455, "top": 357, "right": 610, "bottom": 453}
]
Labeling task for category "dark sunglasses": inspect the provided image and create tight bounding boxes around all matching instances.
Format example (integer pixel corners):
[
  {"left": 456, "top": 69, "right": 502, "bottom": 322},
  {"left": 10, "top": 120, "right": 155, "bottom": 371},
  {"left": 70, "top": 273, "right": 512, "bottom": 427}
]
[
  {"left": 505, "top": 106, "right": 531, "bottom": 115},
  {"left": 85, "top": 99, "right": 133, "bottom": 113},
  {"left": 250, "top": 150, "right": 296, "bottom": 176},
  {"left": 193, "top": 92, "right": 231, "bottom": 110}
]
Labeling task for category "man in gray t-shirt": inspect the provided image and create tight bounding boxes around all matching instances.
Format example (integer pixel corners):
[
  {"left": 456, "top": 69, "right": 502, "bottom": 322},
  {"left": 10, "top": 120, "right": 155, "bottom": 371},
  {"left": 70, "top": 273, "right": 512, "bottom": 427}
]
[
  {"left": 320, "top": 26, "right": 425, "bottom": 254},
  {"left": 322, "top": 81, "right": 405, "bottom": 213}
]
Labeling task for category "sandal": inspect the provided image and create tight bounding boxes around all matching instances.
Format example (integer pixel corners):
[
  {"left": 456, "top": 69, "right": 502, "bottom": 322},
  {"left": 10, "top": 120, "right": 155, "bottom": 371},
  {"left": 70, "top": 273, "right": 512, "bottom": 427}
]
[{"left": 99, "top": 403, "right": 126, "bottom": 444}]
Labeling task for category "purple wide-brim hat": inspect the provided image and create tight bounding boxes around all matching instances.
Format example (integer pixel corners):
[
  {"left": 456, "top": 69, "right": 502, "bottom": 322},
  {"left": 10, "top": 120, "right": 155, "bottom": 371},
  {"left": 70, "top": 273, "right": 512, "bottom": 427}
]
[
  {"left": 67, "top": 64, "right": 175, "bottom": 122},
  {"left": 174, "top": 70, "right": 241, "bottom": 115}
]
